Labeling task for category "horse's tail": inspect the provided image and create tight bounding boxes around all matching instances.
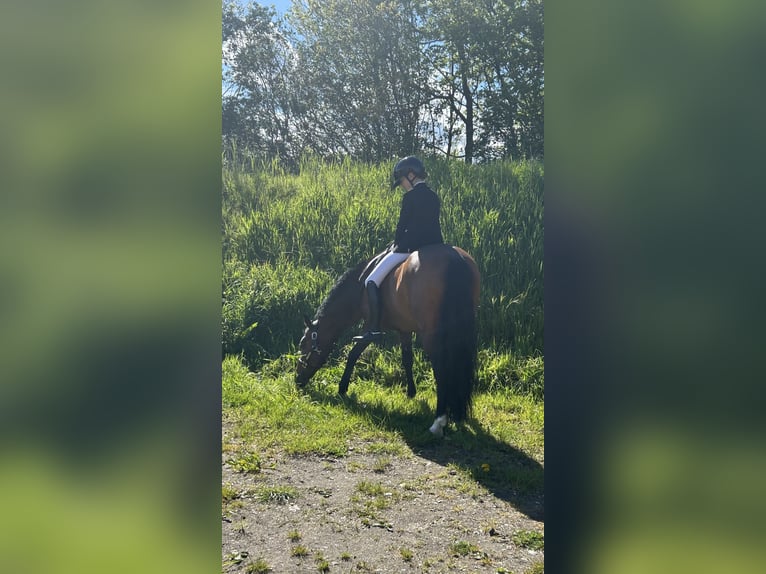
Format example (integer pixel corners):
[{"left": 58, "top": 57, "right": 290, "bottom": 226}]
[{"left": 432, "top": 251, "right": 478, "bottom": 422}]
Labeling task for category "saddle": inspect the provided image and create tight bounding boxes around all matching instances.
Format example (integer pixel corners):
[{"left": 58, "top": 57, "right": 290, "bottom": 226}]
[{"left": 358, "top": 242, "right": 396, "bottom": 283}]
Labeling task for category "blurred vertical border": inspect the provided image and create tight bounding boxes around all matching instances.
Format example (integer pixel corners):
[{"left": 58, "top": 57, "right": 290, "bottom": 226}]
[
  {"left": 547, "top": 0, "right": 766, "bottom": 572},
  {"left": 0, "top": 1, "right": 221, "bottom": 573},
  {"left": 3, "top": 0, "right": 766, "bottom": 572}
]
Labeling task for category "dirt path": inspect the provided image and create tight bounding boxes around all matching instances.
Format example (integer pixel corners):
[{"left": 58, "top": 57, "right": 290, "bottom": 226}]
[{"left": 222, "top": 429, "right": 544, "bottom": 573}]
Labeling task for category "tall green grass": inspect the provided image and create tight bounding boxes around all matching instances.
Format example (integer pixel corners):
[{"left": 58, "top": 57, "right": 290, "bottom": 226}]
[{"left": 222, "top": 155, "right": 543, "bottom": 376}]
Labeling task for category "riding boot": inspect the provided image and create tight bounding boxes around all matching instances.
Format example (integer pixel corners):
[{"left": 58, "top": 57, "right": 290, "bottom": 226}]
[{"left": 353, "top": 282, "right": 383, "bottom": 342}]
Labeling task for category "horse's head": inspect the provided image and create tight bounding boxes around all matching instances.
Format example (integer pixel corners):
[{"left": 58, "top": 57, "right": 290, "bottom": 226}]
[{"left": 296, "top": 315, "right": 331, "bottom": 387}]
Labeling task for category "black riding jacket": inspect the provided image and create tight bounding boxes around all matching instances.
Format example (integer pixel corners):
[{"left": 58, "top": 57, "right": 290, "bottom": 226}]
[{"left": 392, "top": 182, "right": 444, "bottom": 253}]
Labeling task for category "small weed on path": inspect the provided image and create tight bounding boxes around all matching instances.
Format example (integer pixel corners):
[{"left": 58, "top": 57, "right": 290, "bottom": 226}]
[
  {"left": 450, "top": 540, "right": 480, "bottom": 557},
  {"left": 245, "top": 558, "right": 270, "bottom": 573},
  {"left": 512, "top": 529, "right": 544, "bottom": 551}
]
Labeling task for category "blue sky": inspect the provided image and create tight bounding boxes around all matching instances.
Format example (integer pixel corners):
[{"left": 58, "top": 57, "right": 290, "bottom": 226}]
[{"left": 242, "top": 0, "right": 292, "bottom": 15}]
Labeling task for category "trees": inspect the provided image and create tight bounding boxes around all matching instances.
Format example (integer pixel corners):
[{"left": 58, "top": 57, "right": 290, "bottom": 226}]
[
  {"left": 288, "top": 0, "right": 426, "bottom": 161},
  {"left": 222, "top": 2, "right": 298, "bottom": 161},
  {"left": 477, "top": 0, "right": 544, "bottom": 160},
  {"left": 420, "top": 0, "right": 544, "bottom": 162},
  {"left": 222, "top": 0, "right": 543, "bottom": 164}
]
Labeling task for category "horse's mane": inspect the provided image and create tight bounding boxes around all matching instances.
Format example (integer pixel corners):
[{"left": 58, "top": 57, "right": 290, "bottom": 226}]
[{"left": 315, "top": 260, "right": 368, "bottom": 319}]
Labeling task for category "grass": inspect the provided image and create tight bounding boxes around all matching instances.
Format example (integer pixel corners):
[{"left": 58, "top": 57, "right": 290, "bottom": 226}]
[
  {"left": 400, "top": 548, "right": 414, "bottom": 562},
  {"left": 356, "top": 480, "right": 385, "bottom": 496},
  {"left": 314, "top": 553, "right": 330, "bottom": 572},
  {"left": 245, "top": 558, "right": 271, "bottom": 573},
  {"left": 351, "top": 479, "right": 398, "bottom": 524},
  {"left": 512, "top": 529, "right": 544, "bottom": 551},
  {"left": 223, "top": 354, "right": 405, "bottom": 458},
  {"left": 222, "top": 483, "right": 244, "bottom": 516},
  {"left": 223, "top": 353, "right": 544, "bottom": 466},
  {"left": 222, "top": 484, "right": 238, "bottom": 503},
  {"left": 291, "top": 545, "right": 310, "bottom": 557},
  {"left": 477, "top": 350, "right": 544, "bottom": 399},
  {"left": 228, "top": 451, "right": 261, "bottom": 473},
  {"left": 222, "top": 157, "right": 543, "bottom": 360},
  {"left": 254, "top": 485, "right": 298, "bottom": 504},
  {"left": 450, "top": 540, "right": 480, "bottom": 557}
]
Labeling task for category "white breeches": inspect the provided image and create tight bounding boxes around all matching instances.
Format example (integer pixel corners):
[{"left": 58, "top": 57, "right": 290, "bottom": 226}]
[{"left": 365, "top": 252, "right": 409, "bottom": 287}]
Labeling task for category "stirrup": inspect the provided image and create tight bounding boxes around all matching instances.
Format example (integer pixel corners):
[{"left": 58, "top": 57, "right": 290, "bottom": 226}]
[{"left": 353, "top": 330, "right": 383, "bottom": 342}]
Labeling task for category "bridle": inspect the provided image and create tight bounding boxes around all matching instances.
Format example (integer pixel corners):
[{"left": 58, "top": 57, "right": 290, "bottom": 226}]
[{"left": 298, "top": 329, "right": 322, "bottom": 368}]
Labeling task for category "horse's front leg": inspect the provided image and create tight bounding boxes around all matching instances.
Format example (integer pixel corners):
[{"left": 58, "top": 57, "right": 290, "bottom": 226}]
[
  {"left": 339, "top": 339, "right": 371, "bottom": 395},
  {"left": 400, "top": 331, "right": 416, "bottom": 398}
]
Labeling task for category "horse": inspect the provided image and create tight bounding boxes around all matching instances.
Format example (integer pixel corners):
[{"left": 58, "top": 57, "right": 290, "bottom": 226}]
[{"left": 295, "top": 243, "right": 480, "bottom": 436}]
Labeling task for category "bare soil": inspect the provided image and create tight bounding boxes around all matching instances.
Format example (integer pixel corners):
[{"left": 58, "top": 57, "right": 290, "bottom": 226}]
[{"left": 222, "top": 426, "right": 544, "bottom": 574}]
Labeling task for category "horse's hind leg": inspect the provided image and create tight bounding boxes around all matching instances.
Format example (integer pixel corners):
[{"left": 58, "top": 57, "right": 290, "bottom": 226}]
[
  {"left": 429, "top": 413, "right": 448, "bottom": 436},
  {"left": 428, "top": 363, "right": 449, "bottom": 436},
  {"left": 429, "top": 384, "right": 448, "bottom": 435},
  {"left": 400, "top": 332, "right": 416, "bottom": 398}
]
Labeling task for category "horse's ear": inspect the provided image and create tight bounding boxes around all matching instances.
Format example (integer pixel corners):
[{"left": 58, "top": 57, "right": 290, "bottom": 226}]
[{"left": 303, "top": 315, "right": 312, "bottom": 328}]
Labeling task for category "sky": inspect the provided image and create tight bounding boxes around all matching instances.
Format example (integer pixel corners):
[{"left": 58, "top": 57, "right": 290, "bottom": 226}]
[
  {"left": 224, "top": 0, "right": 294, "bottom": 89},
  {"left": 246, "top": 0, "right": 292, "bottom": 16}
]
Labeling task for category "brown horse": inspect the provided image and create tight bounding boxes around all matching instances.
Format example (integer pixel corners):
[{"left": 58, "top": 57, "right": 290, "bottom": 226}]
[{"left": 296, "top": 243, "right": 480, "bottom": 436}]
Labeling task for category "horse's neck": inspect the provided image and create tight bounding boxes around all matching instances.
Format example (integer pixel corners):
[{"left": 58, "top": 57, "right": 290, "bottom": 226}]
[{"left": 318, "top": 268, "right": 365, "bottom": 341}]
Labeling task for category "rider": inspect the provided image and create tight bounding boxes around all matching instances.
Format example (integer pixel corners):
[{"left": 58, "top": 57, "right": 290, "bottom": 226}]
[{"left": 354, "top": 156, "right": 444, "bottom": 343}]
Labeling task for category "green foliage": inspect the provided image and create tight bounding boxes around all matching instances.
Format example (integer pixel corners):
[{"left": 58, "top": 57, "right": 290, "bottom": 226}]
[
  {"left": 512, "top": 529, "right": 545, "bottom": 551},
  {"left": 222, "top": 356, "right": 391, "bottom": 457},
  {"left": 478, "top": 350, "right": 544, "bottom": 399},
  {"left": 245, "top": 558, "right": 271, "bottom": 574},
  {"left": 223, "top": 156, "right": 393, "bottom": 269},
  {"left": 228, "top": 451, "right": 261, "bottom": 474},
  {"left": 222, "top": 258, "right": 334, "bottom": 364},
  {"left": 356, "top": 480, "right": 385, "bottom": 497},
  {"left": 222, "top": 156, "right": 544, "bottom": 370},
  {"left": 254, "top": 485, "right": 299, "bottom": 505},
  {"left": 289, "top": 0, "right": 423, "bottom": 161},
  {"left": 450, "top": 540, "right": 480, "bottom": 557},
  {"left": 221, "top": 484, "right": 238, "bottom": 503}
]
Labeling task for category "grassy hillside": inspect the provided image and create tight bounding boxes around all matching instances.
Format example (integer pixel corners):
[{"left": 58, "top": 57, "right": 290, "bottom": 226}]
[{"left": 222, "top": 155, "right": 543, "bottom": 394}]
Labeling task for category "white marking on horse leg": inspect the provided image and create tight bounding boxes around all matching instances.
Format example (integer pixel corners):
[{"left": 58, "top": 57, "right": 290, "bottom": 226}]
[{"left": 428, "top": 414, "right": 448, "bottom": 436}]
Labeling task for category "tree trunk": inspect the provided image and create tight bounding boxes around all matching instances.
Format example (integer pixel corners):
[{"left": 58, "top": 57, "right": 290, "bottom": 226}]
[{"left": 457, "top": 44, "right": 473, "bottom": 164}]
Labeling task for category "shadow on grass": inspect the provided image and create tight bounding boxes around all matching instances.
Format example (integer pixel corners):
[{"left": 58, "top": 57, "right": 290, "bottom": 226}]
[{"left": 304, "top": 383, "right": 544, "bottom": 522}]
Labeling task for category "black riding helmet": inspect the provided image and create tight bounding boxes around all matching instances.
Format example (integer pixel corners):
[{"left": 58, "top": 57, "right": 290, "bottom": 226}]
[{"left": 391, "top": 156, "right": 427, "bottom": 189}]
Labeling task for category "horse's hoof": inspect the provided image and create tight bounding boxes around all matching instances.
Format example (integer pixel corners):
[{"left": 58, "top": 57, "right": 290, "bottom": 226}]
[{"left": 428, "top": 414, "right": 448, "bottom": 436}]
